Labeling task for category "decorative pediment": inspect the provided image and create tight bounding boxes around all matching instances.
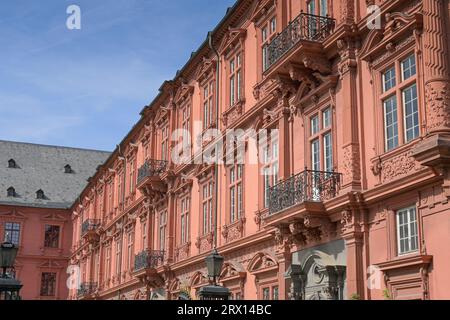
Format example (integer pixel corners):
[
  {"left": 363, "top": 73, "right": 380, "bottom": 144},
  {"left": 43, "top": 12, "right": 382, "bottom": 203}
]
[
  {"left": 174, "top": 80, "right": 194, "bottom": 104},
  {"left": 0, "top": 209, "right": 27, "bottom": 220},
  {"left": 250, "top": 0, "right": 275, "bottom": 24},
  {"left": 189, "top": 271, "right": 208, "bottom": 288},
  {"left": 194, "top": 163, "right": 215, "bottom": 181},
  {"left": 154, "top": 106, "right": 170, "bottom": 127},
  {"left": 219, "top": 262, "right": 246, "bottom": 281},
  {"left": 195, "top": 57, "right": 217, "bottom": 83},
  {"left": 360, "top": 11, "right": 423, "bottom": 64},
  {"left": 247, "top": 252, "right": 278, "bottom": 274},
  {"left": 218, "top": 27, "right": 246, "bottom": 55},
  {"left": 173, "top": 173, "right": 193, "bottom": 194}
]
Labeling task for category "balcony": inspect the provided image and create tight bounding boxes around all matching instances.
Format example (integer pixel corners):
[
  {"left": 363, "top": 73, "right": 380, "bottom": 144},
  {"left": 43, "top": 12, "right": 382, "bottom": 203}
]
[
  {"left": 264, "top": 12, "right": 335, "bottom": 72},
  {"left": 137, "top": 159, "right": 168, "bottom": 193},
  {"left": 134, "top": 249, "right": 165, "bottom": 272},
  {"left": 81, "top": 219, "right": 100, "bottom": 244},
  {"left": 77, "top": 282, "right": 97, "bottom": 299},
  {"left": 268, "top": 169, "right": 341, "bottom": 216}
]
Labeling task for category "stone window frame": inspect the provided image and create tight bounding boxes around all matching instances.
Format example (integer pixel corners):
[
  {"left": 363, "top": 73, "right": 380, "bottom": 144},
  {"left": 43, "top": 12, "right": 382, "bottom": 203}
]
[
  {"left": 227, "top": 163, "right": 244, "bottom": 224},
  {"left": 178, "top": 193, "right": 191, "bottom": 246},
  {"left": 370, "top": 40, "right": 424, "bottom": 157},
  {"left": 303, "top": 96, "right": 336, "bottom": 172}
]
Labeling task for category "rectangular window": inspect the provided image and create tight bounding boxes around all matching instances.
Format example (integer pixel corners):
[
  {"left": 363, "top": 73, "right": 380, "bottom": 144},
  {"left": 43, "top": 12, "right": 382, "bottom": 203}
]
[
  {"left": 142, "top": 222, "right": 147, "bottom": 250},
  {"left": 40, "top": 272, "right": 56, "bottom": 296},
  {"left": 262, "top": 16, "right": 277, "bottom": 72},
  {"left": 161, "top": 126, "right": 169, "bottom": 161},
  {"left": 229, "top": 164, "right": 244, "bottom": 222},
  {"left": 380, "top": 53, "right": 420, "bottom": 152},
  {"left": 115, "top": 238, "right": 122, "bottom": 276},
  {"left": 383, "top": 67, "right": 396, "bottom": 92},
  {"left": 127, "top": 231, "right": 134, "bottom": 271},
  {"left": 320, "top": 0, "right": 328, "bottom": 16},
  {"left": 4, "top": 222, "right": 20, "bottom": 245},
  {"left": 202, "top": 182, "right": 213, "bottom": 234},
  {"left": 180, "top": 196, "right": 190, "bottom": 244},
  {"left": 323, "top": 108, "right": 331, "bottom": 128},
  {"left": 203, "top": 80, "right": 214, "bottom": 129},
  {"left": 229, "top": 52, "right": 242, "bottom": 105},
  {"left": 44, "top": 225, "right": 60, "bottom": 248},
  {"left": 323, "top": 132, "right": 333, "bottom": 172},
  {"left": 396, "top": 207, "right": 419, "bottom": 255},
  {"left": 403, "top": 84, "right": 419, "bottom": 142},
  {"left": 262, "top": 287, "right": 270, "bottom": 300},
  {"left": 129, "top": 159, "right": 135, "bottom": 193},
  {"left": 272, "top": 286, "right": 279, "bottom": 300},
  {"left": 311, "top": 115, "right": 319, "bottom": 135},
  {"left": 159, "top": 210, "right": 167, "bottom": 251},
  {"left": 105, "top": 246, "right": 111, "bottom": 282},
  {"left": 311, "top": 139, "right": 320, "bottom": 171},
  {"left": 263, "top": 135, "right": 279, "bottom": 208},
  {"left": 384, "top": 96, "right": 399, "bottom": 151},
  {"left": 401, "top": 54, "right": 416, "bottom": 81}
]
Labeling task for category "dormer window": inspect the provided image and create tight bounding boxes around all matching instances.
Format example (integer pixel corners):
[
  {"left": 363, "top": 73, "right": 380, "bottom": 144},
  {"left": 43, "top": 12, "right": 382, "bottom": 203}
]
[
  {"left": 8, "top": 159, "right": 17, "bottom": 168},
  {"left": 36, "top": 189, "right": 45, "bottom": 200},
  {"left": 64, "top": 164, "right": 73, "bottom": 174},
  {"left": 7, "top": 187, "right": 16, "bottom": 197}
]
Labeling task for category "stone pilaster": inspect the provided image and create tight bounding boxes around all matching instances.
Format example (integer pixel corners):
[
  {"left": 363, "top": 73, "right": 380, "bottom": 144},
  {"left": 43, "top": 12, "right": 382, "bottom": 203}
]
[
  {"left": 337, "top": 38, "right": 361, "bottom": 191},
  {"left": 423, "top": 0, "right": 450, "bottom": 134}
]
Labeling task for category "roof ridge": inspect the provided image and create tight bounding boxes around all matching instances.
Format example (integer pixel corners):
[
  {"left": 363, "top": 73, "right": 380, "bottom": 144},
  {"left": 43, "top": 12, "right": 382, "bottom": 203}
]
[{"left": 0, "top": 139, "right": 111, "bottom": 154}]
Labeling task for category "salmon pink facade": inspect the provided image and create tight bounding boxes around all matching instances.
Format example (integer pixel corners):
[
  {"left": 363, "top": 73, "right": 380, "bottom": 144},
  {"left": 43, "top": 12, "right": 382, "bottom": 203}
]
[{"left": 69, "top": 0, "right": 450, "bottom": 300}]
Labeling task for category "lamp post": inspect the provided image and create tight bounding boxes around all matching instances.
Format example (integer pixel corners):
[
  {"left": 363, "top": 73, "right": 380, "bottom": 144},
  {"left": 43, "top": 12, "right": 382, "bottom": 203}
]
[
  {"left": 197, "top": 32, "right": 230, "bottom": 301},
  {"left": 198, "top": 248, "right": 230, "bottom": 300},
  {"left": 0, "top": 241, "right": 22, "bottom": 300}
]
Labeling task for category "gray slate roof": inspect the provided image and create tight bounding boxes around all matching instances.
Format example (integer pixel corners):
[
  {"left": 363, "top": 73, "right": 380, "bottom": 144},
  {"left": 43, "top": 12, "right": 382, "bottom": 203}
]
[{"left": 0, "top": 140, "right": 110, "bottom": 209}]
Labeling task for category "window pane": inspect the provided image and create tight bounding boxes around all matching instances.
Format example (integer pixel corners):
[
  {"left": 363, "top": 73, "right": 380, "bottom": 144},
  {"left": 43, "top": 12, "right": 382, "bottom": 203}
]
[
  {"left": 270, "top": 17, "right": 277, "bottom": 33},
  {"left": 384, "top": 96, "right": 399, "bottom": 151},
  {"left": 273, "top": 286, "right": 279, "bottom": 300},
  {"left": 4, "top": 222, "right": 20, "bottom": 245},
  {"left": 403, "top": 84, "right": 419, "bottom": 142},
  {"left": 311, "top": 116, "right": 319, "bottom": 135},
  {"left": 320, "top": 0, "right": 328, "bottom": 16},
  {"left": 324, "top": 133, "right": 333, "bottom": 172},
  {"left": 44, "top": 225, "right": 60, "bottom": 248},
  {"left": 311, "top": 139, "right": 320, "bottom": 171},
  {"left": 383, "top": 67, "right": 396, "bottom": 92},
  {"left": 263, "top": 287, "right": 270, "bottom": 300},
  {"left": 397, "top": 207, "right": 418, "bottom": 255},
  {"left": 402, "top": 54, "right": 416, "bottom": 81},
  {"left": 323, "top": 108, "right": 331, "bottom": 128}
]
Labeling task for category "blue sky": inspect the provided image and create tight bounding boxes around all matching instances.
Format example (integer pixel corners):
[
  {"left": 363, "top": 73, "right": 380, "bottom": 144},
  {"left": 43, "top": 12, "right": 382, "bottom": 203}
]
[{"left": 0, "top": 0, "right": 236, "bottom": 151}]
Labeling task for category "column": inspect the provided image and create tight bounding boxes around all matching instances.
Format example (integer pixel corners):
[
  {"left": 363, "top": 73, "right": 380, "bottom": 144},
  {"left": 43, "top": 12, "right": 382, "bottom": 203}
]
[{"left": 423, "top": 0, "right": 450, "bottom": 134}]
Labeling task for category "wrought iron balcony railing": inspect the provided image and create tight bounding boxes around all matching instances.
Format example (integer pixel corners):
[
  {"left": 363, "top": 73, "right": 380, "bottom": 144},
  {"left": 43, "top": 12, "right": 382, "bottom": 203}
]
[
  {"left": 264, "top": 12, "right": 336, "bottom": 70},
  {"left": 268, "top": 169, "right": 341, "bottom": 215},
  {"left": 77, "top": 282, "right": 97, "bottom": 297},
  {"left": 137, "top": 159, "right": 168, "bottom": 185},
  {"left": 134, "top": 249, "right": 165, "bottom": 272},
  {"left": 81, "top": 219, "right": 100, "bottom": 235}
]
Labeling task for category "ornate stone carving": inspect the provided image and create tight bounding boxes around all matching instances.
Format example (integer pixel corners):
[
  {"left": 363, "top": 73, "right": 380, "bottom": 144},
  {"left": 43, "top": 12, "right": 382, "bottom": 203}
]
[
  {"left": 342, "top": 144, "right": 361, "bottom": 186},
  {"left": 381, "top": 150, "right": 422, "bottom": 183},
  {"left": 425, "top": 81, "right": 450, "bottom": 132}
]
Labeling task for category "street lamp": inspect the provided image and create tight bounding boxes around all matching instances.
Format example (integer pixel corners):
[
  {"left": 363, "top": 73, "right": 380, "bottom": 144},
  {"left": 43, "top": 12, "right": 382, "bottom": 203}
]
[
  {"left": 198, "top": 248, "right": 230, "bottom": 300},
  {"left": 205, "top": 248, "right": 223, "bottom": 285},
  {"left": 0, "top": 241, "right": 22, "bottom": 300}
]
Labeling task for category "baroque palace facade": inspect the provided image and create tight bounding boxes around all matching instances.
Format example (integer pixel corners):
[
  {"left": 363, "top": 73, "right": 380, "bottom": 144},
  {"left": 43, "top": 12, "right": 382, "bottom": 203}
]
[{"left": 69, "top": 0, "right": 450, "bottom": 300}]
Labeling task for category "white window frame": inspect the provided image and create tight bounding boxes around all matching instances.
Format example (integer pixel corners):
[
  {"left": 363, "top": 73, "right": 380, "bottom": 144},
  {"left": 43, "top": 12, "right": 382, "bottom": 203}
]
[{"left": 396, "top": 206, "right": 419, "bottom": 255}]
